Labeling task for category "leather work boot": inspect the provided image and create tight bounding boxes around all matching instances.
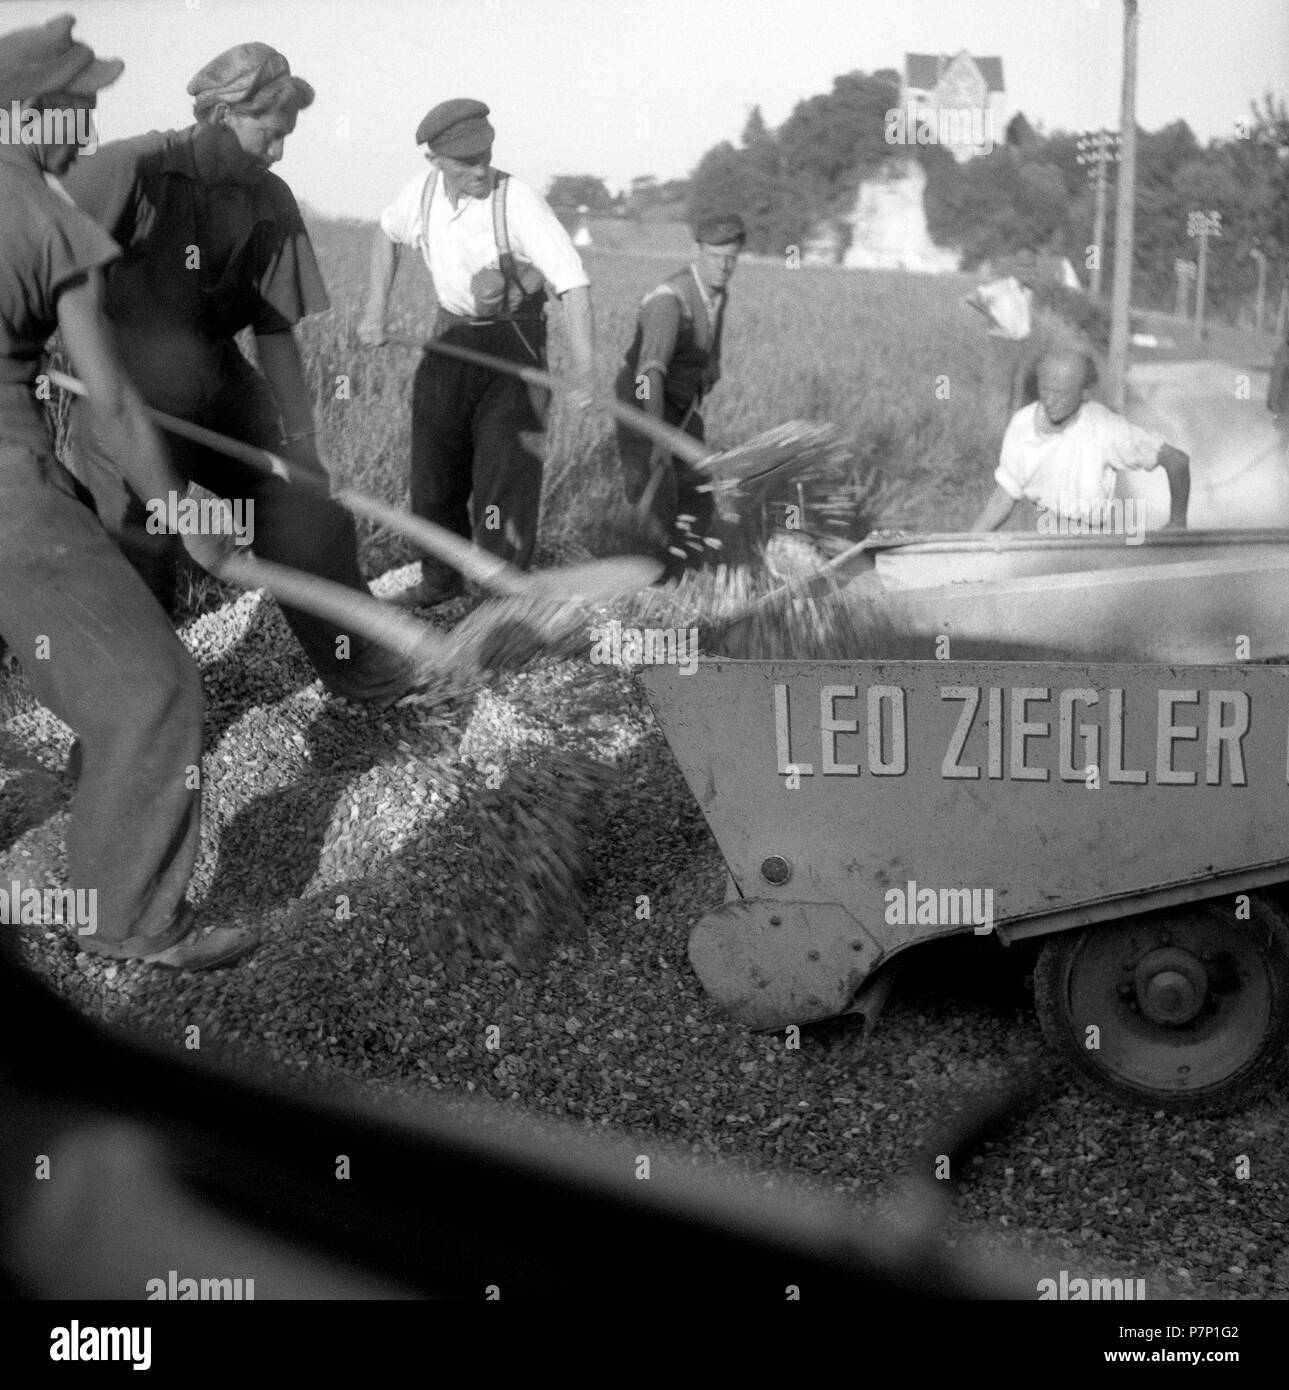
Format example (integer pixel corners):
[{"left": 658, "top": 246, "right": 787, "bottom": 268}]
[{"left": 144, "top": 908, "right": 260, "bottom": 971}]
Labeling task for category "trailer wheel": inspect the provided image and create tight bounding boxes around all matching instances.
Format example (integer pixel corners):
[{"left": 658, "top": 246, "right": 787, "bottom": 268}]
[{"left": 1033, "top": 898, "right": 1289, "bottom": 1114}]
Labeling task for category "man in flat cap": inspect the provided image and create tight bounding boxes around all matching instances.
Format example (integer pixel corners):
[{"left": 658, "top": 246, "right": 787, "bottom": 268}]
[
  {"left": 58, "top": 42, "right": 426, "bottom": 705},
  {"left": 360, "top": 98, "right": 596, "bottom": 607},
  {"left": 613, "top": 213, "right": 745, "bottom": 574},
  {"left": 0, "top": 15, "right": 257, "bottom": 969}
]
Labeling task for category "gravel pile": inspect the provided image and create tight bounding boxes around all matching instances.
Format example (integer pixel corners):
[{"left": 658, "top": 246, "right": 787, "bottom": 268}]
[{"left": 3, "top": 563, "right": 1287, "bottom": 1300}]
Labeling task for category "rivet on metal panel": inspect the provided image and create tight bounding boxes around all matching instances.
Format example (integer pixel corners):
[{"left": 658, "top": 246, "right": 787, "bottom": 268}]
[{"left": 760, "top": 855, "right": 792, "bottom": 885}]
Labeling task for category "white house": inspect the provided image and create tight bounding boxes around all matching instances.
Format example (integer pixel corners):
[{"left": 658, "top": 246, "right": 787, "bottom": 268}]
[{"left": 902, "top": 51, "right": 1006, "bottom": 162}]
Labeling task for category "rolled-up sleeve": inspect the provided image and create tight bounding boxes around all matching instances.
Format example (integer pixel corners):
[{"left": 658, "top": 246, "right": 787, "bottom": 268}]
[
  {"left": 994, "top": 411, "right": 1031, "bottom": 499},
  {"left": 378, "top": 171, "right": 430, "bottom": 248},
  {"left": 42, "top": 208, "right": 120, "bottom": 306},
  {"left": 634, "top": 289, "right": 682, "bottom": 380},
  {"left": 1104, "top": 412, "right": 1165, "bottom": 472},
  {"left": 507, "top": 179, "right": 589, "bottom": 296}
]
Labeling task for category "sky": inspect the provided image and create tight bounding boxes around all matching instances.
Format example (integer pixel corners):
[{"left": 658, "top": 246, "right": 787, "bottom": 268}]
[{"left": 3, "top": 0, "right": 1287, "bottom": 218}]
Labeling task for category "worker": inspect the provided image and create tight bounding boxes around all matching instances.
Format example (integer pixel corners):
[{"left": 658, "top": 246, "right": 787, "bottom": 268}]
[
  {"left": 614, "top": 213, "right": 745, "bottom": 574},
  {"left": 0, "top": 15, "right": 256, "bottom": 969},
  {"left": 971, "top": 350, "right": 1190, "bottom": 534},
  {"left": 359, "top": 99, "right": 596, "bottom": 608},
  {"left": 59, "top": 42, "right": 425, "bottom": 705}
]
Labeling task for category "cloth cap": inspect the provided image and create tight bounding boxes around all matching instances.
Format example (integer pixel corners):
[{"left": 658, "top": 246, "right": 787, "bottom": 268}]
[
  {"left": 187, "top": 42, "right": 309, "bottom": 115},
  {"left": 416, "top": 98, "right": 493, "bottom": 156},
  {"left": 0, "top": 14, "right": 122, "bottom": 105},
  {"left": 693, "top": 212, "right": 746, "bottom": 247}
]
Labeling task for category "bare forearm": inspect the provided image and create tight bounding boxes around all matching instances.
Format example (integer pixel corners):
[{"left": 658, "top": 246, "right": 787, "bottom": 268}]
[
  {"left": 360, "top": 233, "right": 400, "bottom": 336},
  {"left": 255, "top": 330, "right": 315, "bottom": 440},
  {"left": 972, "top": 484, "right": 1017, "bottom": 531},
  {"left": 559, "top": 285, "right": 595, "bottom": 380},
  {"left": 1159, "top": 444, "right": 1190, "bottom": 526}
]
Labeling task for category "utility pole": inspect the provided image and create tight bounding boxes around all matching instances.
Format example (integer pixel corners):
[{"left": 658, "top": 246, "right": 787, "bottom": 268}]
[
  {"left": 1187, "top": 210, "right": 1222, "bottom": 341},
  {"left": 1107, "top": 0, "right": 1139, "bottom": 411},
  {"left": 1173, "top": 259, "right": 1197, "bottom": 319},
  {"left": 1250, "top": 246, "right": 1268, "bottom": 333},
  {"left": 1076, "top": 129, "right": 1119, "bottom": 298}
]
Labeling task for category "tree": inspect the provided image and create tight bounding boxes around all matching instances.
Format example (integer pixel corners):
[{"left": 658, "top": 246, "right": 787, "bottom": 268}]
[
  {"left": 686, "top": 140, "right": 805, "bottom": 255},
  {"left": 777, "top": 70, "right": 900, "bottom": 210},
  {"left": 1006, "top": 112, "right": 1037, "bottom": 149},
  {"left": 622, "top": 174, "right": 690, "bottom": 220},
  {"left": 546, "top": 175, "right": 615, "bottom": 210},
  {"left": 742, "top": 105, "right": 771, "bottom": 148},
  {"left": 679, "top": 63, "right": 1276, "bottom": 324},
  {"left": 1243, "top": 94, "right": 1289, "bottom": 275}
]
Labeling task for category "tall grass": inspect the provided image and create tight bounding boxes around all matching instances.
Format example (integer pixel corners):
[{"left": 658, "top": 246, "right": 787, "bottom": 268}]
[
  {"left": 296, "top": 220, "right": 1004, "bottom": 576},
  {"left": 37, "top": 220, "right": 1004, "bottom": 598}
]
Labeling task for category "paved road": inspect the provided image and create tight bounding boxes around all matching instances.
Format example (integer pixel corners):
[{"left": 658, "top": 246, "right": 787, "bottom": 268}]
[{"left": 1120, "top": 358, "right": 1286, "bottom": 528}]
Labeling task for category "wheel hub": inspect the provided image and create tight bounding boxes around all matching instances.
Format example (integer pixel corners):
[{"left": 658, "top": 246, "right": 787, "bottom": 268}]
[{"left": 1133, "top": 947, "right": 1209, "bottom": 1025}]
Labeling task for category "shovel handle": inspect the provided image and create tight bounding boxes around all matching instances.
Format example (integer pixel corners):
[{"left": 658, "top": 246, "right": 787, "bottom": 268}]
[
  {"left": 382, "top": 334, "right": 714, "bottom": 470},
  {"left": 47, "top": 368, "right": 659, "bottom": 600}
]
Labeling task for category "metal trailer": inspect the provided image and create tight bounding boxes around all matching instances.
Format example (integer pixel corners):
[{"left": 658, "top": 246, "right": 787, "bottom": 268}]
[{"left": 641, "top": 531, "right": 1289, "bottom": 1113}]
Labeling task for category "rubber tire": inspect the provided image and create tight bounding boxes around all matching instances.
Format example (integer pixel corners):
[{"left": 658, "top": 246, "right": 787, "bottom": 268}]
[{"left": 1033, "top": 897, "right": 1289, "bottom": 1115}]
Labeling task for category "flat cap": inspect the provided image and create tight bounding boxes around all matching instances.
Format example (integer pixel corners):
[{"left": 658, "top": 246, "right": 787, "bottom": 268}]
[
  {"left": 693, "top": 212, "right": 746, "bottom": 247},
  {"left": 0, "top": 13, "right": 122, "bottom": 105},
  {"left": 416, "top": 97, "right": 494, "bottom": 156},
  {"left": 187, "top": 42, "right": 313, "bottom": 115}
]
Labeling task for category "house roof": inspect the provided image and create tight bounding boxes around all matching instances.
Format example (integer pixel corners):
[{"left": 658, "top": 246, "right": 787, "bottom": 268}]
[{"left": 905, "top": 51, "right": 1005, "bottom": 93}]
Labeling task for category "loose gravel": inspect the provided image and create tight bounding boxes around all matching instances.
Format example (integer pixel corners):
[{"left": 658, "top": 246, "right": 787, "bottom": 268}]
[{"left": 3, "top": 563, "right": 1287, "bottom": 1301}]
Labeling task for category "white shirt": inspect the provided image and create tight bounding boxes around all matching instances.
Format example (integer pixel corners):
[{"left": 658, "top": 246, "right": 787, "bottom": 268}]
[
  {"left": 379, "top": 168, "right": 589, "bottom": 317},
  {"left": 996, "top": 399, "right": 1165, "bottom": 521}
]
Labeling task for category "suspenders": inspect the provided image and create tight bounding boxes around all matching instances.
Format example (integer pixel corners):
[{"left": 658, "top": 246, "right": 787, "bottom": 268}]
[
  {"left": 420, "top": 166, "right": 528, "bottom": 315},
  {"left": 489, "top": 170, "right": 522, "bottom": 308}
]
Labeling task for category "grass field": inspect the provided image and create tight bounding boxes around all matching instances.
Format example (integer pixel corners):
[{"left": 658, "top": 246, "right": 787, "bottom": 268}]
[{"left": 297, "top": 216, "right": 1004, "bottom": 580}]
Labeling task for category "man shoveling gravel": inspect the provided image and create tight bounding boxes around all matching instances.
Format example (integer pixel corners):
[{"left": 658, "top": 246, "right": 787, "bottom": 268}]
[{"left": 0, "top": 15, "right": 255, "bottom": 972}]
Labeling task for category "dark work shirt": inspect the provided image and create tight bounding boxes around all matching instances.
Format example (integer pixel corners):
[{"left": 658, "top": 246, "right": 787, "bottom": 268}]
[
  {"left": 0, "top": 146, "right": 119, "bottom": 445},
  {"left": 621, "top": 264, "right": 726, "bottom": 413},
  {"left": 59, "top": 127, "right": 329, "bottom": 412}
]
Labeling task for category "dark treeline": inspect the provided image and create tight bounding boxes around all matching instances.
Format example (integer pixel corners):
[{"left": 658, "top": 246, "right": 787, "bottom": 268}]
[{"left": 551, "top": 70, "right": 1289, "bottom": 326}]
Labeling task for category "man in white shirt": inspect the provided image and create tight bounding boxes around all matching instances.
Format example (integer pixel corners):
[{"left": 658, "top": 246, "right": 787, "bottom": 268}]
[
  {"left": 359, "top": 99, "right": 595, "bottom": 605},
  {"left": 972, "top": 350, "right": 1190, "bottom": 533}
]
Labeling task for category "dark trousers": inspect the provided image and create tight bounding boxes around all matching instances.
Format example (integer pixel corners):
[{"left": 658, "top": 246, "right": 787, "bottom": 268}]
[
  {"left": 612, "top": 368, "right": 715, "bottom": 555},
  {"left": 0, "top": 421, "right": 200, "bottom": 957},
  {"left": 410, "top": 316, "right": 550, "bottom": 586},
  {"left": 68, "top": 345, "right": 412, "bottom": 704}
]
